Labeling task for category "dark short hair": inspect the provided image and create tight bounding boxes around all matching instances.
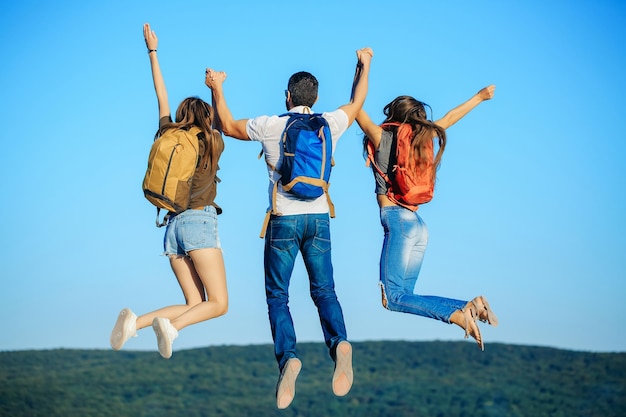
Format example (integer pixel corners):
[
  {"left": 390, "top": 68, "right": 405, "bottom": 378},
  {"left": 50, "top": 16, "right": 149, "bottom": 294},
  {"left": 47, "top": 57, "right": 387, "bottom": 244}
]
[{"left": 287, "top": 71, "right": 318, "bottom": 108}]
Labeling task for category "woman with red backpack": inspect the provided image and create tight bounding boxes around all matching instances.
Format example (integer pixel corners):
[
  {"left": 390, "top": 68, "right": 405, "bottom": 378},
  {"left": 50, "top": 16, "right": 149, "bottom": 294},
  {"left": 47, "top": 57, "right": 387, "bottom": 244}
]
[{"left": 356, "top": 86, "right": 498, "bottom": 350}]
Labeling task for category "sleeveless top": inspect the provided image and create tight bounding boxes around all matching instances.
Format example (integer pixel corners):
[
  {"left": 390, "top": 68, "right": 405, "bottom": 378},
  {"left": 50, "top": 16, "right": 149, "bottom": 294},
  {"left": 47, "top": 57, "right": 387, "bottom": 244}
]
[{"left": 372, "top": 129, "right": 395, "bottom": 195}]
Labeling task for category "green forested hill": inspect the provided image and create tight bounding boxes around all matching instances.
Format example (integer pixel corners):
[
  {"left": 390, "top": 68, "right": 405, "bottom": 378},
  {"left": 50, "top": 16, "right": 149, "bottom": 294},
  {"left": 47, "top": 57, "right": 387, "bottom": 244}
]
[{"left": 1, "top": 341, "right": 624, "bottom": 417}]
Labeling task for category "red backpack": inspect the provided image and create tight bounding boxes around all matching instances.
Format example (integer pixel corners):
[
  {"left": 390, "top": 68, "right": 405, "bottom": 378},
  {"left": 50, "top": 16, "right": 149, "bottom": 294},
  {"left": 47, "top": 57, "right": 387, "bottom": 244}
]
[{"left": 366, "top": 122, "right": 434, "bottom": 210}]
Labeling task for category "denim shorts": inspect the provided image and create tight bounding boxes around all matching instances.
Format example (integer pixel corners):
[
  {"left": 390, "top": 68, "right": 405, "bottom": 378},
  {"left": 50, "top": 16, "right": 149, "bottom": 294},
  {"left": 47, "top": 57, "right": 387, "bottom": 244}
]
[{"left": 163, "top": 206, "right": 221, "bottom": 256}]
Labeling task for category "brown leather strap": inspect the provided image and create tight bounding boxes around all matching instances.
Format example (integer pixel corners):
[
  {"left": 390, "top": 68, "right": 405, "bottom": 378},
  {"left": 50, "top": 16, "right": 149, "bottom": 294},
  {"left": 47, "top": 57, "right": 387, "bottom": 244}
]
[{"left": 259, "top": 210, "right": 272, "bottom": 239}]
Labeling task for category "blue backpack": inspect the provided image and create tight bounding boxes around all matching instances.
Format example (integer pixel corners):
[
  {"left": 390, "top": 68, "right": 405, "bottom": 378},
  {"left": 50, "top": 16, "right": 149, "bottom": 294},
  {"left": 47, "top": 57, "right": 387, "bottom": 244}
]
[
  {"left": 279, "top": 112, "right": 333, "bottom": 198},
  {"left": 259, "top": 112, "right": 336, "bottom": 238}
]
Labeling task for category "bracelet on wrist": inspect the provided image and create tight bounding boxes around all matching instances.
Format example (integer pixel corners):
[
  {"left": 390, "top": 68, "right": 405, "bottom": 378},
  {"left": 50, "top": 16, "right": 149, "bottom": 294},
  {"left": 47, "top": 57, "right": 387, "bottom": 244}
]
[{"left": 148, "top": 49, "right": 157, "bottom": 54}]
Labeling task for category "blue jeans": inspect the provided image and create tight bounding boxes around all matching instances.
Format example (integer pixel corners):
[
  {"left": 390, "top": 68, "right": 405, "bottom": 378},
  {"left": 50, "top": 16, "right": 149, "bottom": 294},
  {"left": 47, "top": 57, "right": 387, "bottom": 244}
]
[
  {"left": 264, "top": 213, "right": 347, "bottom": 370},
  {"left": 379, "top": 206, "right": 466, "bottom": 323}
]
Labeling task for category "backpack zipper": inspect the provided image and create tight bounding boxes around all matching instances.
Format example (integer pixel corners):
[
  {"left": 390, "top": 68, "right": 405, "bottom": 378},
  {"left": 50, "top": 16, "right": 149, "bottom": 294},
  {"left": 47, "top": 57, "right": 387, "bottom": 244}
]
[{"left": 161, "top": 144, "right": 180, "bottom": 194}]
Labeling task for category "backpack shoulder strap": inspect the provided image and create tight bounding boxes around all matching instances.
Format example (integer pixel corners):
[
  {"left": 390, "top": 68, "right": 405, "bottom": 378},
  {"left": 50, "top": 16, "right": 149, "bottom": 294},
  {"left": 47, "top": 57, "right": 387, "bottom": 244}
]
[
  {"left": 365, "top": 139, "right": 390, "bottom": 183},
  {"left": 258, "top": 113, "right": 294, "bottom": 169},
  {"left": 366, "top": 123, "right": 400, "bottom": 185},
  {"left": 155, "top": 208, "right": 172, "bottom": 228},
  {"left": 188, "top": 126, "right": 202, "bottom": 136},
  {"left": 259, "top": 180, "right": 281, "bottom": 238}
]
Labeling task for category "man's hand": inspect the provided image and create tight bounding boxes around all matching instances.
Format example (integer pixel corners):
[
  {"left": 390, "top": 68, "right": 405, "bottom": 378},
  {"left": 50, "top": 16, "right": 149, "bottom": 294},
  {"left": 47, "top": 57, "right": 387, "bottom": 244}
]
[
  {"left": 478, "top": 85, "right": 496, "bottom": 101},
  {"left": 205, "top": 68, "right": 227, "bottom": 90}
]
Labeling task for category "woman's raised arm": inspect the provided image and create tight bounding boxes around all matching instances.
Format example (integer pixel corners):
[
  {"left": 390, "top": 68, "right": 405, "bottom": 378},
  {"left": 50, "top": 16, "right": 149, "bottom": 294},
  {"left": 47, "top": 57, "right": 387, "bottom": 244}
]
[{"left": 144, "top": 23, "right": 170, "bottom": 119}]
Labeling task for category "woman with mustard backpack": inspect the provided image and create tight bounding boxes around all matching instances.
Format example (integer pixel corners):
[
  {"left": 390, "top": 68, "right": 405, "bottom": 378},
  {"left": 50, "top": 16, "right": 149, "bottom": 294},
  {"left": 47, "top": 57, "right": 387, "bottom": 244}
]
[{"left": 110, "top": 23, "right": 227, "bottom": 359}]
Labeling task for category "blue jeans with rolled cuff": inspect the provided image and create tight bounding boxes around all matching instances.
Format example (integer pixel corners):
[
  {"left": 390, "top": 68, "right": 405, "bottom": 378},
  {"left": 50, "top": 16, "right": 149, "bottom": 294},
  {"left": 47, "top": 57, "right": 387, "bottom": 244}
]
[{"left": 379, "top": 206, "right": 466, "bottom": 323}]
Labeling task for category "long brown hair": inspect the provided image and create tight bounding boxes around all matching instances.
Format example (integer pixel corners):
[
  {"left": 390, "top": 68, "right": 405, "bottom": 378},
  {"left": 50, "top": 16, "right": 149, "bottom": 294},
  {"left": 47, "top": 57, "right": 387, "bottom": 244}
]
[
  {"left": 367, "top": 96, "right": 447, "bottom": 183},
  {"left": 157, "top": 97, "right": 223, "bottom": 174}
]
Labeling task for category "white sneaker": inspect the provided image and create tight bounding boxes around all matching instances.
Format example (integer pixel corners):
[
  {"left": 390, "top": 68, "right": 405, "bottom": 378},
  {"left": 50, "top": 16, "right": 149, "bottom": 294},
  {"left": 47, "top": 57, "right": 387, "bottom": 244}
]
[
  {"left": 110, "top": 308, "right": 137, "bottom": 351},
  {"left": 152, "top": 317, "right": 178, "bottom": 359}
]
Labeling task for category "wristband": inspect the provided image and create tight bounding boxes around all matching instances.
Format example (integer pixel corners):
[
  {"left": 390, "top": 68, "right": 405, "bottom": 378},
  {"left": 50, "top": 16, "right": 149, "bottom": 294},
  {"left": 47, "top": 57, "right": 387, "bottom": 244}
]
[{"left": 148, "top": 49, "right": 157, "bottom": 54}]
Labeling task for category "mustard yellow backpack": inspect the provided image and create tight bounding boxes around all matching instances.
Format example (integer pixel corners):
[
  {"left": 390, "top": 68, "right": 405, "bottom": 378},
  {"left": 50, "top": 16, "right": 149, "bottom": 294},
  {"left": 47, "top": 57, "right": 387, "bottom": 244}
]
[{"left": 142, "top": 127, "right": 201, "bottom": 226}]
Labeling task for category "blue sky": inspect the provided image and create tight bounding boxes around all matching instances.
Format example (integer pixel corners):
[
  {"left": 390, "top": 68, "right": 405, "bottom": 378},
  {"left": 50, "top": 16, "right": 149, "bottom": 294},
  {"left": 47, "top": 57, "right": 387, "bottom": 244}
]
[{"left": 1, "top": 1, "right": 625, "bottom": 354}]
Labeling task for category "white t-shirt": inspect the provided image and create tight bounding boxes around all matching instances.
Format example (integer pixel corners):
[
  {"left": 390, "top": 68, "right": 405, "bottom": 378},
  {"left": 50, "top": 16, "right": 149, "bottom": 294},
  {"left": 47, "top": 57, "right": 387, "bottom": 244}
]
[{"left": 246, "top": 105, "right": 349, "bottom": 215}]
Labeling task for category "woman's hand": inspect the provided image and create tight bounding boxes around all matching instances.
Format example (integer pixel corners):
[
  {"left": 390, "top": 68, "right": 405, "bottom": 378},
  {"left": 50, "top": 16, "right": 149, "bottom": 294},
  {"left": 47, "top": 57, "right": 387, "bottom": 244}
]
[
  {"left": 143, "top": 23, "right": 158, "bottom": 51},
  {"left": 478, "top": 85, "right": 496, "bottom": 101}
]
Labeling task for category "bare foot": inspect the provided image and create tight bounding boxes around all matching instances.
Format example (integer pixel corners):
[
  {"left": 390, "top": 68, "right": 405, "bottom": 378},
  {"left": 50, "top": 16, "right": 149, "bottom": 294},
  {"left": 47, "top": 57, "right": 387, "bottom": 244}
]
[
  {"left": 450, "top": 306, "right": 483, "bottom": 351},
  {"left": 470, "top": 295, "right": 499, "bottom": 326}
]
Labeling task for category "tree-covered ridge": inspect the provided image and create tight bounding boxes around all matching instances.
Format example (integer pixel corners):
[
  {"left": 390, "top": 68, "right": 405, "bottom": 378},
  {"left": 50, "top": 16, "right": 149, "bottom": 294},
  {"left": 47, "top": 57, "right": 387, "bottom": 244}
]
[{"left": 1, "top": 341, "right": 624, "bottom": 417}]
